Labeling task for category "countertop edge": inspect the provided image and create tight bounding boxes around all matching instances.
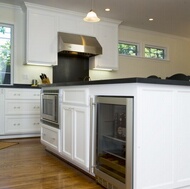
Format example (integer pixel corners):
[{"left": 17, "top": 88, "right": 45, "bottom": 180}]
[{"left": 40, "top": 77, "right": 190, "bottom": 87}]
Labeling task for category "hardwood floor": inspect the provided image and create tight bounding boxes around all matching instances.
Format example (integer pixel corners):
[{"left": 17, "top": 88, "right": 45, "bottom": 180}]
[{"left": 0, "top": 138, "right": 103, "bottom": 189}]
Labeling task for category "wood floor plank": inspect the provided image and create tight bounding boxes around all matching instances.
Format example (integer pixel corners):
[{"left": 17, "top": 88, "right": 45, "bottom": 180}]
[{"left": 0, "top": 138, "right": 103, "bottom": 189}]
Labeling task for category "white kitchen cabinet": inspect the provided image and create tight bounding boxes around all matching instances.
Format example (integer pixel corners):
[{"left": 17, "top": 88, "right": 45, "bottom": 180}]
[
  {"left": 60, "top": 88, "right": 90, "bottom": 171},
  {"left": 0, "top": 88, "right": 5, "bottom": 135},
  {"left": 61, "top": 104, "right": 90, "bottom": 170},
  {"left": 41, "top": 124, "right": 60, "bottom": 152},
  {"left": 5, "top": 116, "right": 40, "bottom": 134},
  {"left": 90, "top": 21, "right": 120, "bottom": 70},
  {"left": 5, "top": 101, "right": 40, "bottom": 115},
  {"left": 5, "top": 88, "right": 40, "bottom": 99},
  {"left": 4, "top": 88, "right": 41, "bottom": 135},
  {"left": 25, "top": 3, "right": 57, "bottom": 66},
  {"left": 62, "top": 88, "right": 89, "bottom": 106},
  {"left": 58, "top": 13, "right": 93, "bottom": 36}
]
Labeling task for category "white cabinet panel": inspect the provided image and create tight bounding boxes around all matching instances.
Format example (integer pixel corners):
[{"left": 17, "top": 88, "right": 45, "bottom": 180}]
[
  {"left": 41, "top": 124, "right": 60, "bottom": 152},
  {"left": 58, "top": 14, "right": 93, "bottom": 36},
  {"left": 61, "top": 106, "right": 73, "bottom": 158},
  {"left": 137, "top": 88, "right": 173, "bottom": 189},
  {"left": 90, "top": 21, "right": 119, "bottom": 70},
  {"left": 4, "top": 88, "right": 40, "bottom": 136},
  {"left": 62, "top": 88, "right": 89, "bottom": 106},
  {"left": 5, "top": 116, "right": 40, "bottom": 134},
  {"left": 174, "top": 90, "right": 190, "bottom": 188},
  {"left": 25, "top": 3, "right": 57, "bottom": 65},
  {"left": 5, "top": 101, "right": 40, "bottom": 115},
  {"left": 73, "top": 107, "right": 89, "bottom": 167},
  {"left": 5, "top": 89, "right": 40, "bottom": 99},
  {"left": 136, "top": 86, "right": 190, "bottom": 189},
  {"left": 61, "top": 104, "right": 90, "bottom": 170}
]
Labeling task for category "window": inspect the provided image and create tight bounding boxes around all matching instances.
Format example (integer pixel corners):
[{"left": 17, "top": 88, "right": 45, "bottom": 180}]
[
  {"left": 145, "top": 45, "right": 166, "bottom": 60},
  {"left": 118, "top": 42, "right": 139, "bottom": 56},
  {"left": 0, "top": 24, "right": 13, "bottom": 85}
]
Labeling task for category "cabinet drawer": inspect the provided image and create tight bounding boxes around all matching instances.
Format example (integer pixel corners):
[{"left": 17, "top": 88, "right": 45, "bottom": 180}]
[
  {"left": 5, "top": 116, "right": 40, "bottom": 134},
  {"left": 41, "top": 125, "right": 60, "bottom": 152},
  {"left": 5, "top": 89, "right": 40, "bottom": 100},
  {"left": 62, "top": 89, "right": 89, "bottom": 106},
  {"left": 5, "top": 101, "right": 40, "bottom": 115}
]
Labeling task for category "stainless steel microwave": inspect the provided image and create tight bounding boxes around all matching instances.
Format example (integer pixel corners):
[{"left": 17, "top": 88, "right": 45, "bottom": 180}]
[{"left": 41, "top": 90, "right": 59, "bottom": 128}]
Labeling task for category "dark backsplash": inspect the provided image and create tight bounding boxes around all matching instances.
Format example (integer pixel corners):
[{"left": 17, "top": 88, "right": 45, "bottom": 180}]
[{"left": 53, "top": 54, "right": 89, "bottom": 83}]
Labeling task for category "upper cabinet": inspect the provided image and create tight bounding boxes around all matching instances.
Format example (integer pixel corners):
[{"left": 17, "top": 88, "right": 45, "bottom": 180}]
[
  {"left": 90, "top": 21, "right": 121, "bottom": 70},
  {"left": 25, "top": 3, "right": 58, "bottom": 66},
  {"left": 57, "top": 14, "right": 94, "bottom": 36},
  {"left": 24, "top": 3, "right": 121, "bottom": 69}
]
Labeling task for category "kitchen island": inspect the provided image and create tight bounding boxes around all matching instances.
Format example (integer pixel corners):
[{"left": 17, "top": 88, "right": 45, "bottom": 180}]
[{"left": 41, "top": 78, "right": 190, "bottom": 189}]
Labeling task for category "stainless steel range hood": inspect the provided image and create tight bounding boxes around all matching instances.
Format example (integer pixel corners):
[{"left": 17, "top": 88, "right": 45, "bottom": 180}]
[{"left": 58, "top": 32, "right": 102, "bottom": 57}]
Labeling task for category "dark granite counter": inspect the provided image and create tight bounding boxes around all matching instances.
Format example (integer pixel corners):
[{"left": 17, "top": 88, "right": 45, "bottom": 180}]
[
  {"left": 40, "top": 77, "right": 190, "bottom": 87},
  {"left": 0, "top": 84, "right": 40, "bottom": 88}
]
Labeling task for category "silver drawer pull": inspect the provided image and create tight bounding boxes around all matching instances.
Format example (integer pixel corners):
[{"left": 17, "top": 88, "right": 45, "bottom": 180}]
[{"left": 14, "top": 106, "right": 20, "bottom": 109}]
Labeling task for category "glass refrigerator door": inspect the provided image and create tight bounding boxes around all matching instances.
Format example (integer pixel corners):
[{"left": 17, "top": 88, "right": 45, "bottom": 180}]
[{"left": 96, "top": 96, "right": 133, "bottom": 188}]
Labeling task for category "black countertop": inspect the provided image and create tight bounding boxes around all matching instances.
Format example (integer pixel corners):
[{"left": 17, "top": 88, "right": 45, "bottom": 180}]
[
  {"left": 0, "top": 84, "right": 40, "bottom": 88},
  {"left": 40, "top": 77, "right": 190, "bottom": 87}
]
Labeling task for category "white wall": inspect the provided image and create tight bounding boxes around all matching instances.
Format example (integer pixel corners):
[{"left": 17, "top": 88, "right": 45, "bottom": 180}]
[
  {"left": 90, "top": 26, "right": 190, "bottom": 80},
  {"left": 0, "top": 3, "right": 52, "bottom": 85}
]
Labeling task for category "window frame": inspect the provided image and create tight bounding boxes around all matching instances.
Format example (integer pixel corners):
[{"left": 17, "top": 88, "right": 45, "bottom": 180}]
[
  {"left": 144, "top": 44, "right": 167, "bottom": 60},
  {"left": 0, "top": 23, "right": 14, "bottom": 85},
  {"left": 118, "top": 41, "right": 140, "bottom": 57}
]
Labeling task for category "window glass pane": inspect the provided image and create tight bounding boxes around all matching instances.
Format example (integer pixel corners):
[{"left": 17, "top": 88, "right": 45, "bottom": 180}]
[
  {"left": 118, "top": 42, "right": 138, "bottom": 56},
  {"left": 0, "top": 25, "right": 12, "bottom": 85},
  {"left": 145, "top": 46, "right": 165, "bottom": 59}
]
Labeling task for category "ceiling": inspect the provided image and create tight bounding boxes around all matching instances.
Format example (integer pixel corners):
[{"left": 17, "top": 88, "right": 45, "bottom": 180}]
[{"left": 1, "top": 0, "right": 190, "bottom": 38}]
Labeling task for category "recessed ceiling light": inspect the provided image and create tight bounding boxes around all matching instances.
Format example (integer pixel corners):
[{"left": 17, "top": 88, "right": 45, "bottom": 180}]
[
  {"left": 105, "top": 8, "right": 110, "bottom": 12},
  {"left": 149, "top": 18, "right": 154, "bottom": 21}
]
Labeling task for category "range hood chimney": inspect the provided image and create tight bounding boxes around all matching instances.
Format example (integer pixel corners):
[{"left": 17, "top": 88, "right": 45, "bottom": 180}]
[{"left": 58, "top": 32, "right": 102, "bottom": 57}]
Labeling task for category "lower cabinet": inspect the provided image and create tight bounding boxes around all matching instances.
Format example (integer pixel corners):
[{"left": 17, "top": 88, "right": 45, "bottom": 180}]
[
  {"left": 61, "top": 104, "right": 90, "bottom": 170},
  {"left": 41, "top": 124, "right": 60, "bottom": 152},
  {"left": 5, "top": 116, "right": 40, "bottom": 134},
  {"left": 3, "top": 88, "right": 41, "bottom": 137}
]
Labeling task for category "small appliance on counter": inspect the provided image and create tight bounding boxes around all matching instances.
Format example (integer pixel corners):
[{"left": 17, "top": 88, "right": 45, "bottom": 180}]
[{"left": 31, "top": 79, "right": 38, "bottom": 87}]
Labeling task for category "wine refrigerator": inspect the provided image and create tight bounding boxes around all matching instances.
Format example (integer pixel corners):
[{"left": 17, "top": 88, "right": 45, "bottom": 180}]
[{"left": 95, "top": 96, "right": 133, "bottom": 189}]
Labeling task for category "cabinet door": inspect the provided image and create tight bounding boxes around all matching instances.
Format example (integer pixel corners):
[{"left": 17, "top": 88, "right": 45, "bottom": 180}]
[
  {"left": 5, "top": 89, "right": 40, "bottom": 100},
  {"left": 26, "top": 7, "right": 57, "bottom": 65},
  {"left": 41, "top": 124, "right": 60, "bottom": 152},
  {"left": 73, "top": 107, "right": 90, "bottom": 168},
  {"left": 5, "top": 116, "right": 40, "bottom": 134},
  {"left": 61, "top": 105, "right": 90, "bottom": 169},
  {"left": 5, "top": 101, "right": 40, "bottom": 115},
  {"left": 90, "top": 22, "right": 119, "bottom": 70},
  {"left": 61, "top": 105, "right": 73, "bottom": 159},
  {"left": 58, "top": 14, "right": 93, "bottom": 36}
]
